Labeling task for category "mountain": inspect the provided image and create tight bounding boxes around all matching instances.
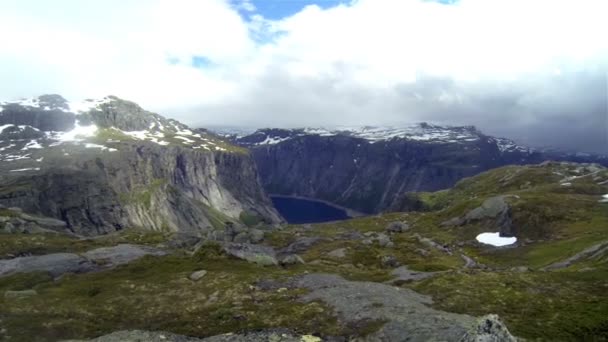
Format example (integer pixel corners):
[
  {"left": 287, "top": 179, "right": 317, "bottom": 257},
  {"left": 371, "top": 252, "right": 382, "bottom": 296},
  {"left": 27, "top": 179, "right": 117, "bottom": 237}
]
[
  {"left": 221, "top": 124, "right": 608, "bottom": 214},
  {"left": 0, "top": 95, "right": 281, "bottom": 236}
]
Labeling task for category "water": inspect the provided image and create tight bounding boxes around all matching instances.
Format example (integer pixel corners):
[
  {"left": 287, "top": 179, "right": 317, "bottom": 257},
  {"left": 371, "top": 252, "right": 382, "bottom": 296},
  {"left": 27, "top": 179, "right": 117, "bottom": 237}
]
[{"left": 270, "top": 196, "right": 350, "bottom": 224}]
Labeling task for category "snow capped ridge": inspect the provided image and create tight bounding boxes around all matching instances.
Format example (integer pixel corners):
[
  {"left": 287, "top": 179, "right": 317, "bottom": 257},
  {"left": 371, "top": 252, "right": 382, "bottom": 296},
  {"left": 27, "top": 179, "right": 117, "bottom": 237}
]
[
  {"left": 0, "top": 94, "right": 115, "bottom": 114},
  {"left": 244, "top": 123, "right": 484, "bottom": 146}
]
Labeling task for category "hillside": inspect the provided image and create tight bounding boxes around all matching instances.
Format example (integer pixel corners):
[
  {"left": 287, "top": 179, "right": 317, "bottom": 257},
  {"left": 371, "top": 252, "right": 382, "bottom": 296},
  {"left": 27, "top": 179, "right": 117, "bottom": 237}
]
[
  {"left": 1, "top": 161, "right": 606, "bottom": 340},
  {"left": 222, "top": 125, "right": 607, "bottom": 214},
  {"left": 0, "top": 95, "right": 281, "bottom": 236}
]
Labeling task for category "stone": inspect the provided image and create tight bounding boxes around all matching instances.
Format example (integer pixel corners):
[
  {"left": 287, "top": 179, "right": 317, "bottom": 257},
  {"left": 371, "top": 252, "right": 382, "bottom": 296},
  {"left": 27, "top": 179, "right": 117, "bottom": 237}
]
[
  {"left": 189, "top": 270, "right": 208, "bottom": 281},
  {"left": 222, "top": 243, "right": 278, "bottom": 266},
  {"left": 281, "top": 237, "right": 326, "bottom": 254},
  {"left": 390, "top": 266, "right": 439, "bottom": 282},
  {"left": 0, "top": 253, "right": 94, "bottom": 278},
  {"left": 386, "top": 221, "right": 410, "bottom": 233},
  {"left": 510, "top": 266, "right": 529, "bottom": 273},
  {"left": 83, "top": 244, "right": 166, "bottom": 268},
  {"left": 279, "top": 254, "right": 305, "bottom": 266},
  {"left": 460, "top": 314, "right": 517, "bottom": 342},
  {"left": 294, "top": 273, "right": 476, "bottom": 341},
  {"left": 4, "top": 289, "right": 38, "bottom": 299},
  {"left": 380, "top": 255, "right": 401, "bottom": 268},
  {"left": 248, "top": 228, "right": 265, "bottom": 244},
  {"left": 233, "top": 232, "right": 251, "bottom": 244},
  {"left": 376, "top": 233, "right": 393, "bottom": 248},
  {"left": 326, "top": 248, "right": 347, "bottom": 258},
  {"left": 64, "top": 329, "right": 320, "bottom": 341}
]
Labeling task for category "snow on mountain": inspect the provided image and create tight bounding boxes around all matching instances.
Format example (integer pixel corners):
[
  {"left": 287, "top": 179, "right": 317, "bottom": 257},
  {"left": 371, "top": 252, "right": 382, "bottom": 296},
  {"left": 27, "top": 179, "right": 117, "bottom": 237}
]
[
  {"left": 0, "top": 95, "right": 237, "bottom": 168},
  {"left": 229, "top": 123, "right": 489, "bottom": 147}
]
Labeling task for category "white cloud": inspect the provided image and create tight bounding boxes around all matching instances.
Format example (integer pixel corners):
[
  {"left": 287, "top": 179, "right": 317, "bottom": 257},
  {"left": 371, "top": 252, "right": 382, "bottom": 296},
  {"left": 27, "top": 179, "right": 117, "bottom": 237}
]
[{"left": 0, "top": 0, "right": 606, "bottom": 152}]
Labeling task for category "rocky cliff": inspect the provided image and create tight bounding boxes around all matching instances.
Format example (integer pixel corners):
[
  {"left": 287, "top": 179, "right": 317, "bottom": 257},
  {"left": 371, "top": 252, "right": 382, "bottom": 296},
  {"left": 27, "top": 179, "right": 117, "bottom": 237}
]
[
  {"left": 0, "top": 95, "right": 281, "bottom": 236},
  {"left": 226, "top": 125, "right": 608, "bottom": 214}
]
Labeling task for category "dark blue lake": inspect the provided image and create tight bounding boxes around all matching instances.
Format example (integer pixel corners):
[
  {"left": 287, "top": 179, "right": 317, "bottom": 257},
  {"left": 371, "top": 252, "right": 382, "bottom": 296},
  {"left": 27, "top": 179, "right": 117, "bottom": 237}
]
[{"left": 270, "top": 196, "right": 350, "bottom": 224}]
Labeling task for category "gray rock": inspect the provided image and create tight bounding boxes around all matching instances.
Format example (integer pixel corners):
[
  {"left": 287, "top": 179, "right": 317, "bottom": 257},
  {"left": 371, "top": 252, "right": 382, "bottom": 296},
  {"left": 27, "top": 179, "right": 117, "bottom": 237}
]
[
  {"left": 510, "top": 266, "right": 529, "bottom": 273},
  {"left": 189, "top": 270, "right": 207, "bottom": 281},
  {"left": 416, "top": 234, "right": 453, "bottom": 255},
  {"left": 390, "top": 266, "right": 439, "bottom": 282},
  {"left": 444, "top": 196, "right": 515, "bottom": 237},
  {"left": 0, "top": 253, "right": 94, "bottom": 278},
  {"left": 543, "top": 241, "right": 608, "bottom": 270},
  {"left": 294, "top": 273, "right": 475, "bottom": 341},
  {"left": 281, "top": 236, "right": 328, "bottom": 254},
  {"left": 164, "top": 233, "right": 202, "bottom": 249},
  {"left": 222, "top": 243, "right": 278, "bottom": 266},
  {"left": 0, "top": 96, "right": 283, "bottom": 237},
  {"left": 279, "top": 254, "right": 305, "bottom": 266},
  {"left": 376, "top": 233, "right": 393, "bottom": 248},
  {"left": 386, "top": 221, "right": 410, "bottom": 233},
  {"left": 326, "top": 248, "right": 347, "bottom": 258},
  {"left": 83, "top": 244, "right": 166, "bottom": 268},
  {"left": 63, "top": 329, "right": 320, "bottom": 342},
  {"left": 19, "top": 213, "right": 67, "bottom": 228},
  {"left": 248, "top": 228, "right": 265, "bottom": 244},
  {"left": 461, "top": 254, "right": 478, "bottom": 268},
  {"left": 4, "top": 289, "right": 38, "bottom": 299},
  {"left": 233, "top": 232, "right": 251, "bottom": 244},
  {"left": 460, "top": 314, "right": 517, "bottom": 342},
  {"left": 380, "top": 255, "right": 401, "bottom": 268}
]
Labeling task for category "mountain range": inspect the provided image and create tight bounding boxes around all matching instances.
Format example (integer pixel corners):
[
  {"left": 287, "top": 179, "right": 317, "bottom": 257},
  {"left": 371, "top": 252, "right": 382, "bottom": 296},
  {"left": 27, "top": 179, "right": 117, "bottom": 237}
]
[{"left": 219, "top": 125, "right": 607, "bottom": 214}]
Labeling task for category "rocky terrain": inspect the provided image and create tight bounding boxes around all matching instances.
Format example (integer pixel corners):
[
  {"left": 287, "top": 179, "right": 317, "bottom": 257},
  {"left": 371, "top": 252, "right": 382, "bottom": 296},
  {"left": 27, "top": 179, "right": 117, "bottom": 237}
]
[
  {"left": 221, "top": 125, "right": 608, "bottom": 214},
  {"left": 1, "top": 161, "right": 607, "bottom": 341},
  {"left": 0, "top": 95, "right": 281, "bottom": 236}
]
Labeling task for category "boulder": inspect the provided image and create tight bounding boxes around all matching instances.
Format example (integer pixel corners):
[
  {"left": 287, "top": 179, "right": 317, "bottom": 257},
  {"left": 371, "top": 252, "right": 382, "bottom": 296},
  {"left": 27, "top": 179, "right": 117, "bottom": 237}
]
[
  {"left": 281, "top": 237, "right": 326, "bottom": 254},
  {"left": 381, "top": 255, "right": 401, "bottom": 268},
  {"left": 279, "top": 254, "right": 305, "bottom": 266},
  {"left": 0, "top": 253, "right": 94, "bottom": 278},
  {"left": 248, "top": 228, "right": 265, "bottom": 244},
  {"left": 386, "top": 221, "right": 410, "bottom": 233},
  {"left": 222, "top": 243, "right": 278, "bottom": 266},
  {"left": 460, "top": 314, "right": 517, "bottom": 342},
  {"left": 83, "top": 244, "right": 166, "bottom": 268},
  {"left": 326, "top": 248, "right": 347, "bottom": 258},
  {"left": 189, "top": 270, "right": 208, "bottom": 281}
]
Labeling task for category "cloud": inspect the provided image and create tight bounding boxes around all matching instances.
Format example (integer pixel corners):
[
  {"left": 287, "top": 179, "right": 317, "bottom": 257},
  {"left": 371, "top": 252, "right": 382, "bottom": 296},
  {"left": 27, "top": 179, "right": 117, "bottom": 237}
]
[{"left": 0, "top": 0, "right": 606, "bottom": 153}]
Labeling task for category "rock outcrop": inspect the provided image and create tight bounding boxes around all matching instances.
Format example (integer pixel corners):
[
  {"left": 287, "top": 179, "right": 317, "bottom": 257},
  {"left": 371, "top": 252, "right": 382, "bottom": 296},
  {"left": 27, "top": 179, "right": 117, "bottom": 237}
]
[
  {"left": 64, "top": 329, "right": 322, "bottom": 342},
  {"left": 0, "top": 95, "right": 282, "bottom": 236},
  {"left": 0, "top": 244, "right": 166, "bottom": 278}
]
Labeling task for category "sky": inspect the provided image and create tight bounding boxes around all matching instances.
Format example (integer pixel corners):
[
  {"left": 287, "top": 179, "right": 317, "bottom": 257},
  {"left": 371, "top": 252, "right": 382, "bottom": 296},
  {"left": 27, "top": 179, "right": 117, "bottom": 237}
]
[{"left": 0, "top": 0, "right": 606, "bottom": 153}]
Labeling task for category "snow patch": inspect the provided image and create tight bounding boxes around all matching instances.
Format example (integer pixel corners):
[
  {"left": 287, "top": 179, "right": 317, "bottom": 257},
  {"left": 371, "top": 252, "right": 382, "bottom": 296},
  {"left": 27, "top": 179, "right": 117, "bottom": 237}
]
[
  {"left": 476, "top": 232, "right": 517, "bottom": 247},
  {"left": 52, "top": 121, "right": 98, "bottom": 142},
  {"left": 600, "top": 194, "right": 608, "bottom": 203},
  {"left": 9, "top": 167, "right": 40, "bottom": 172},
  {"left": 22, "top": 140, "right": 43, "bottom": 150}
]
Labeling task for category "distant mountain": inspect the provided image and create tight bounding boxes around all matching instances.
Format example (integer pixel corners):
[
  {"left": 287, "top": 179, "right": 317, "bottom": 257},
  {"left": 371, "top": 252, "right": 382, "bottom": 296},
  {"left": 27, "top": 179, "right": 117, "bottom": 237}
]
[
  {"left": 218, "top": 124, "right": 608, "bottom": 214},
  {"left": 0, "top": 95, "right": 281, "bottom": 236}
]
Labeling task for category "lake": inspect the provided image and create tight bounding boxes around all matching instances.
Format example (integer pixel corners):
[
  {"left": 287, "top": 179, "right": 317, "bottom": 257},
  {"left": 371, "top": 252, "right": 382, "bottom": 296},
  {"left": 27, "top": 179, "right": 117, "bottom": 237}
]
[{"left": 270, "top": 196, "right": 351, "bottom": 224}]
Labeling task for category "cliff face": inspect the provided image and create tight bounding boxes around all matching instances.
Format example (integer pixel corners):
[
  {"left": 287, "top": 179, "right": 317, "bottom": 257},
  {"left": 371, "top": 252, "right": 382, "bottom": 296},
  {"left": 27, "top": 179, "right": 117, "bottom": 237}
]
[
  {"left": 231, "top": 126, "right": 607, "bottom": 214},
  {"left": 0, "top": 95, "right": 281, "bottom": 236}
]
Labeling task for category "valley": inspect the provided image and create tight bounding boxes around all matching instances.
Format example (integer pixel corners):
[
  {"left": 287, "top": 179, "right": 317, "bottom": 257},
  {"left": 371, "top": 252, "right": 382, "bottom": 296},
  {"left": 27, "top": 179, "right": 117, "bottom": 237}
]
[{"left": 1, "top": 96, "right": 607, "bottom": 341}]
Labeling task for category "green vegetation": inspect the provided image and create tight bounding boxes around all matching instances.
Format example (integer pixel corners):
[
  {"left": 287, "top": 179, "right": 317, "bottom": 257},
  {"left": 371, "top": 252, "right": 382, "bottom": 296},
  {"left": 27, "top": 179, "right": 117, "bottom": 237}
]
[
  {"left": 239, "top": 211, "right": 263, "bottom": 227},
  {"left": 0, "top": 229, "right": 171, "bottom": 258},
  {"left": 1, "top": 162, "right": 607, "bottom": 340},
  {"left": 0, "top": 252, "right": 343, "bottom": 341},
  {"left": 411, "top": 269, "right": 608, "bottom": 340}
]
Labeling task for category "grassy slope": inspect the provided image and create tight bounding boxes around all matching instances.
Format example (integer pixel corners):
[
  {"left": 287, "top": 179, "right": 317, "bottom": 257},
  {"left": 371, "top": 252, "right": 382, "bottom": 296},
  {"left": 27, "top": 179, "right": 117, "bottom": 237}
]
[{"left": 1, "top": 162, "right": 607, "bottom": 341}]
